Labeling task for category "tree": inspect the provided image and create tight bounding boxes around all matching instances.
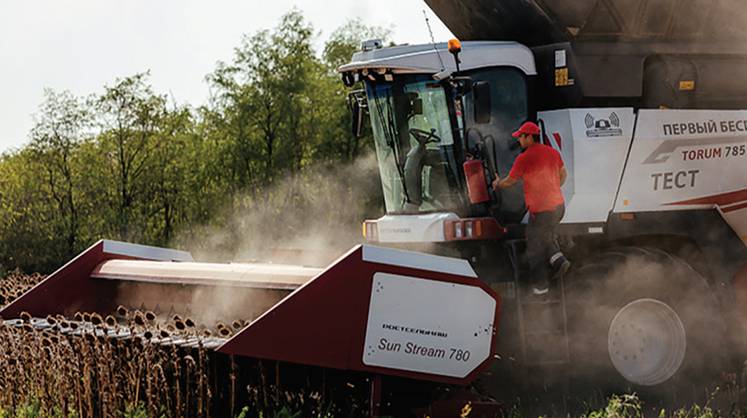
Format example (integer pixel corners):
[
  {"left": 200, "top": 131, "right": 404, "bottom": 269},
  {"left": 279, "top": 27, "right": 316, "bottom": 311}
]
[
  {"left": 315, "top": 20, "right": 391, "bottom": 162},
  {"left": 95, "top": 73, "right": 169, "bottom": 241},
  {"left": 0, "top": 149, "right": 63, "bottom": 272},
  {"left": 0, "top": 11, "right": 391, "bottom": 272},
  {"left": 206, "top": 9, "right": 321, "bottom": 189},
  {"left": 322, "top": 19, "right": 392, "bottom": 71},
  {"left": 141, "top": 106, "right": 195, "bottom": 244},
  {"left": 28, "top": 89, "right": 91, "bottom": 258}
]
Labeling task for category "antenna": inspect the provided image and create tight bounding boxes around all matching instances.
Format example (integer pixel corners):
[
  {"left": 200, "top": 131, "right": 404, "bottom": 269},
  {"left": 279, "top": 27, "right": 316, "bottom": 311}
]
[{"left": 423, "top": 9, "right": 446, "bottom": 72}]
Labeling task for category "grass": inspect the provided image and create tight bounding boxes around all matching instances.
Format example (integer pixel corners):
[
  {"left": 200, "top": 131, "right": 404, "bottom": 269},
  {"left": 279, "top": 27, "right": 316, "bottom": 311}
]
[
  {"left": 0, "top": 272, "right": 744, "bottom": 418},
  {"left": 566, "top": 392, "right": 736, "bottom": 418},
  {"left": 0, "top": 391, "right": 741, "bottom": 417}
]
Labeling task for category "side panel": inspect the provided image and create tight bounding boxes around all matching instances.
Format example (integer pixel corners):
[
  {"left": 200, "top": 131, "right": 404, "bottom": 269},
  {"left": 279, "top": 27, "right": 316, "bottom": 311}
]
[
  {"left": 615, "top": 110, "right": 747, "bottom": 244},
  {"left": 218, "top": 245, "right": 501, "bottom": 385},
  {"left": 363, "top": 272, "right": 495, "bottom": 378},
  {"left": 371, "top": 213, "right": 459, "bottom": 243},
  {"left": 0, "top": 240, "right": 195, "bottom": 318},
  {"left": 539, "top": 108, "right": 635, "bottom": 223},
  {"left": 722, "top": 206, "right": 747, "bottom": 246}
]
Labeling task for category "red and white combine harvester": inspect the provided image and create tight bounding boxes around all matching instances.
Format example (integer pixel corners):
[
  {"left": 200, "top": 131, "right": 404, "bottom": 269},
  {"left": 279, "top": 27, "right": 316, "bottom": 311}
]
[
  {"left": 337, "top": 0, "right": 747, "bottom": 394},
  {"left": 5, "top": 0, "right": 747, "bottom": 416}
]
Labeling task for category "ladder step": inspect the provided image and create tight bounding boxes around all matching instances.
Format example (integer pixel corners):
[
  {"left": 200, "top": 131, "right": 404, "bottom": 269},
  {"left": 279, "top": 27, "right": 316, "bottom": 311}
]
[
  {"left": 524, "top": 333, "right": 570, "bottom": 364},
  {"left": 507, "top": 241, "right": 570, "bottom": 366},
  {"left": 524, "top": 330, "right": 566, "bottom": 337},
  {"left": 516, "top": 280, "right": 570, "bottom": 366},
  {"left": 529, "top": 360, "right": 569, "bottom": 367},
  {"left": 521, "top": 310, "right": 564, "bottom": 327},
  {"left": 520, "top": 299, "right": 563, "bottom": 306}
]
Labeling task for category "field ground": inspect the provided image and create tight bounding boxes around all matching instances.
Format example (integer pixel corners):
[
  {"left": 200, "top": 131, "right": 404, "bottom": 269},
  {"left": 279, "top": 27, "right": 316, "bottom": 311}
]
[{"left": 1, "top": 271, "right": 746, "bottom": 418}]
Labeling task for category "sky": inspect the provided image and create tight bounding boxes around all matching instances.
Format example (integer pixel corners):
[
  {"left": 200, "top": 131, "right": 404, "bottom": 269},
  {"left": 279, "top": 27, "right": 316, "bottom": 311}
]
[{"left": 0, "top": 1, "right": 454, "bottom": 153}]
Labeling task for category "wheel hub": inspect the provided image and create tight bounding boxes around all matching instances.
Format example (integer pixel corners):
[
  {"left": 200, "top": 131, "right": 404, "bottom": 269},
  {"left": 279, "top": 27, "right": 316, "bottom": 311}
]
[{"left": 608, "top": 298, "right": 686, "bottom": 386}]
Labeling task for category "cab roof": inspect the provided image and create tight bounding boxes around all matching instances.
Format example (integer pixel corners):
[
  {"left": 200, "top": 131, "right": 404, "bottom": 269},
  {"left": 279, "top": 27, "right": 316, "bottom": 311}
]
[{"left": 337, "top": 41, "right": 537, "bottom": 76}]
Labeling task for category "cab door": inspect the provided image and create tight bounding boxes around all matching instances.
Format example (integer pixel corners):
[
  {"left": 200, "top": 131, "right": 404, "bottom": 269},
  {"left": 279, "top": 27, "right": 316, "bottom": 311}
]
[{"left": 462, "top": 67, "right": 529, "bottom": 224}]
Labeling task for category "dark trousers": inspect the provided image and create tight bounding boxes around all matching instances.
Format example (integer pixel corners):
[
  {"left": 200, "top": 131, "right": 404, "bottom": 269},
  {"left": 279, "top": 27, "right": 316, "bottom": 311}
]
[{"left": 526, "top": 204, "right": 565, "bottom": 286}]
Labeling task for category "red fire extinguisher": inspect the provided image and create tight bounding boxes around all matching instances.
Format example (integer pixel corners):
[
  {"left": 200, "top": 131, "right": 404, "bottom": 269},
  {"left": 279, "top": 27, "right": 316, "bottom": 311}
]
[{"left": 463, "top": 159, "right": 490, "bottom": 204}]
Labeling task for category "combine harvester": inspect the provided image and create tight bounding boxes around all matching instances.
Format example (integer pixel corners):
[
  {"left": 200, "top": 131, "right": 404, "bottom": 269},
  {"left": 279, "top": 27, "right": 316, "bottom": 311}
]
[
  {"left": 4, "top": 0, "right": 747, "bottom": 416},
  {"left": 337, "top": 0, "right": 747, "bottom": 397}
]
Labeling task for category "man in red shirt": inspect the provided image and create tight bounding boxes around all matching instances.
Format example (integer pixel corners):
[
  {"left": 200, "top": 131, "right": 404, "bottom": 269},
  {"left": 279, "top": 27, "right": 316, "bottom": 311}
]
[{"left": 493, "top": 121, "right": 571, "bottom": 294}]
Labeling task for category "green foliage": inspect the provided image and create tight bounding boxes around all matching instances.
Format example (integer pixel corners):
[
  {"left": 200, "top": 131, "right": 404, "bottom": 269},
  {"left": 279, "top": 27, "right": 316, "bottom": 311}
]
[
  {"left": 0, "top": 10, "right": 386, "bottom": 272},
  {"left": 95, "top": 72, "right": 175, "bottom": 242},
  {"left": 27, "top": 89, "right": 92, "bottom": 262},
  {"left": 581, "top": 393, "right": 727, "bottom": 418},
  {"left": 585, "top": 394, "right": 644, "bottom": 418},
  {"left": 667, "top": 392, "right": 718, "bottom": 418},
  {"left": 122, "top": 402, "right": 163, "bottom": 418},
  {"left": 322, "top": 19, "right": 391, "bottom": 71},
  {"left": 0, "top": 398, "right": 78, "bottom": 418},
  {"left": 237, "top": 405, "right": 335, "bottom": 418},
  {"left": 236, "top": 406, "right": 250, "bottom": 418},
  {"left": 12, "top": 399, "right": 41, "bottom": 418}
]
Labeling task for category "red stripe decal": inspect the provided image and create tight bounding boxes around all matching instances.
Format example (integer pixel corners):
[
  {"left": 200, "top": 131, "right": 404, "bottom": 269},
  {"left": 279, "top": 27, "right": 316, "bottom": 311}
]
[
  {"left": 665, "top": 188, "right": 747, "bottom": 206},
  {"left": 553, "top": 133, "right": 563, "bottom": 150},
  {"left": 724, "top": 201, "right": 747, "bottom": 214}
]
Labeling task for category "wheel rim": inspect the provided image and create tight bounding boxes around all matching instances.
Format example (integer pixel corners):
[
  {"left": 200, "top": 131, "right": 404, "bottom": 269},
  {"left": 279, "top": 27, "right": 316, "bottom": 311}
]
[{"left": 608, "top": 298, "right": 686, "bottom": 386}]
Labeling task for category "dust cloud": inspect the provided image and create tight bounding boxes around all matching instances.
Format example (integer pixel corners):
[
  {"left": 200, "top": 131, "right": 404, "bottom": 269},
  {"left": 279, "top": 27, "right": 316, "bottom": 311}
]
[
  {"left": 175, "top": 152, "right": 382, "bottom": 267},
  {"left": 542, "top": 247, "right": 732, "bottom": 390},
  {"left": 498, "top": 247, "right": 744, "bottom": 415},
  {"left": 114, "top": 282, "right": 286, "bottom": 328},
  {"left": 123, "top": 153, "right": 384, "bottom": 328}
]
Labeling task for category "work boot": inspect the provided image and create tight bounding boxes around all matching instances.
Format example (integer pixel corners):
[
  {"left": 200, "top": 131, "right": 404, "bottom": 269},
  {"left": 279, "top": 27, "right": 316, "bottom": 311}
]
[
  {"left": 550, "top": 252, "right": 571, "bottom": 281},
  {"left": 532, "top": 286, "right": 549, "bottom": 296},
  {"left": 531, "top": 278, "right": 550, "bottom": 296}
]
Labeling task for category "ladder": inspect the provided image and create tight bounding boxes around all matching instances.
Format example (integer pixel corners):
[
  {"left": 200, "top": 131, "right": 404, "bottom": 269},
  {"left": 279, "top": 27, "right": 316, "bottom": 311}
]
[{"left": 505, "top": 239, "right": 570, "bottom": 366}]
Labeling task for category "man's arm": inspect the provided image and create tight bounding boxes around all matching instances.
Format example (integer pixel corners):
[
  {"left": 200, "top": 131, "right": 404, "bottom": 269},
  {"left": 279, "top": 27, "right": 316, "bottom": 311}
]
[
  {"left": 492, "top": 173, "right": 519, "bottom": 190},
  {"left": 559, "top": 166, "right": 567, "bottom": 186},
  {"left": 496, "top": 155, "right": 523, "bottom": 190}
]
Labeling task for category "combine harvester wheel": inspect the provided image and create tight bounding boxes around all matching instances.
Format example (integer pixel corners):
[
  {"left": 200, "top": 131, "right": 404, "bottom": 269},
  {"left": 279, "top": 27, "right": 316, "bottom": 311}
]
[{"left": 565, "top": 247, "right": 727, "bottom": 389}]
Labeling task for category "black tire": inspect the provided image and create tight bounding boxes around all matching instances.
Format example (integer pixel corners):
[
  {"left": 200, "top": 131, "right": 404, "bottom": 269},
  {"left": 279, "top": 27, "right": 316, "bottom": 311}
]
[{"left": 564, "top": 247, "right": 727, "bottom": 391}]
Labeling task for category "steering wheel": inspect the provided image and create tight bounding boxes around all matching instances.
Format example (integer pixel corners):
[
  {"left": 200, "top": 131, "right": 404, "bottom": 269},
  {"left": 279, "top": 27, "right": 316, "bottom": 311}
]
[{"left": 408, "top": 128, "right": 441, "bottom": 146}]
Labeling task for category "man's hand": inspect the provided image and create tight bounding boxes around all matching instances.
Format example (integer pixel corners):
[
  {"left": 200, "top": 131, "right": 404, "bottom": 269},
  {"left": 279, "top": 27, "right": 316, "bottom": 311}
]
[
  {"left": 492, "top": 174, "right": 501, "bottom": 191},
  {"left": 493, "top": 172, "right": 518, "bottom": 190}
]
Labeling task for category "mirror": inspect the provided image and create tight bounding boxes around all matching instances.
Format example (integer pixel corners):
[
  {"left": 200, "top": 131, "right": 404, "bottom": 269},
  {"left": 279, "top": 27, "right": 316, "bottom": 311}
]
[
  {"left": 348, "top": 91, "right": 366, "bottom": 138},
  {"left": 341, "top": 72, "right": 356, "bottom": 87},
  {"left": 406, "top": 92, "right": 423, "bottom": 120},
  {"left": 452, "top": 76, "right": 473, "bottom": 95},
  {"left": 351, "top": 100, "right": 364, "bottom": 138},
  {"left": 473, "top": 81, "right": 492, "bottom": 124}
]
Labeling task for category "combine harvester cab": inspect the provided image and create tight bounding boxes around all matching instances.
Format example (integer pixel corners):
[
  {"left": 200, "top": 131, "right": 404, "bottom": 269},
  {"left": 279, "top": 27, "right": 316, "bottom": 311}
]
[{"left": 1, "top": 239, "right": 500, "bottom": 389}]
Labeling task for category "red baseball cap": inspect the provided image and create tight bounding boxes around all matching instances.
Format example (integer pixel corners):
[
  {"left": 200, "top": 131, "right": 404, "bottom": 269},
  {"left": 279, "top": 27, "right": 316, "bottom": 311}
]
[{"left": 512, "top": 121, "right": 541, "bottom": 138}]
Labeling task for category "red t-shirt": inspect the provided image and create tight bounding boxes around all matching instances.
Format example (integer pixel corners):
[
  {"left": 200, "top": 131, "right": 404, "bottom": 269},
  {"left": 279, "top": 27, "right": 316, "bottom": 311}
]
[{"left": 508, "top": 143, "right": 565, "bottom": 214}]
